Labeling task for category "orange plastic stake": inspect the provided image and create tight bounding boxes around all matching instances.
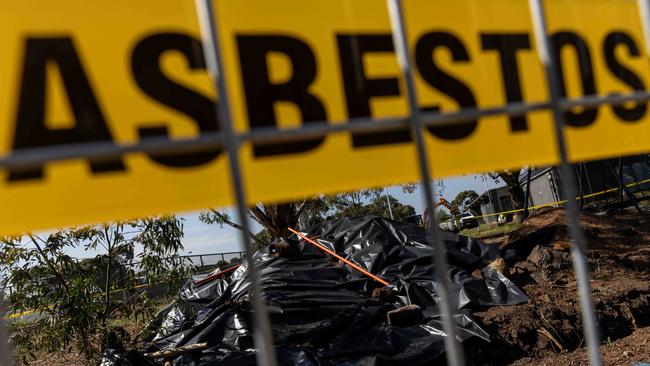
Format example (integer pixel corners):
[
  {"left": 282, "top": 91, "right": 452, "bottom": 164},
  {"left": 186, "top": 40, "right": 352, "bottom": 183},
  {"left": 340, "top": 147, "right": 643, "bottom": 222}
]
[
  {"left": 288, "top": 227, "right": 390, "bottom": 286},
  {"left": 193, "top": 263, "right": 241, "bottom": 286}
]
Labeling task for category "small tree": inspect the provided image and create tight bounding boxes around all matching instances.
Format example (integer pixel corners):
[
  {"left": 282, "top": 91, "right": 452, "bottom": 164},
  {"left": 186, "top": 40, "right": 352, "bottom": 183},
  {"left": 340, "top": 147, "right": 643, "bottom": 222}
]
[
  {"left": 323, "top": 188, "right": 383, "bottom": 218},
  {"left": 199, "top": 200, "right": 323, "bottom": 245},
  {"left": 436, "top": 210, "right": 452, "bottom": 222},
  {"left": 487, "top": 170, "right": 526, "bottom": 210},
  {"left": 0, "top": 216, "right": 187, "bottom": 363},
  {"left": 451, "top": 190, "right": 483, "bottom": 216},
  {"left": 355, "top": 194, "right": 416, "bottom": 221},
  {"left": 485, "top": 169, "right": 528, "bottom": 222}
]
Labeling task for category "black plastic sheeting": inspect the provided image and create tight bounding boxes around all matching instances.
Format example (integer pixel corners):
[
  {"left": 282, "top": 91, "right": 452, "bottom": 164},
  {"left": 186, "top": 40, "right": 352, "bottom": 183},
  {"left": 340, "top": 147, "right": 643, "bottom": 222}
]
[{"left": 102, "top": 216, "right": 528, "bottom": 365}]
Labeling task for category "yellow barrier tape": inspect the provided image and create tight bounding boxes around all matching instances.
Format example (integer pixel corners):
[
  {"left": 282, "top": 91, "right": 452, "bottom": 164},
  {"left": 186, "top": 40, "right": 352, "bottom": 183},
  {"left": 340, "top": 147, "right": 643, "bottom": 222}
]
[
  {"left": 4, "top": 283, "right": 149, "bottom": 320},
  {"left": 472, "top": 177, "right": 650, "bottom": 220}
]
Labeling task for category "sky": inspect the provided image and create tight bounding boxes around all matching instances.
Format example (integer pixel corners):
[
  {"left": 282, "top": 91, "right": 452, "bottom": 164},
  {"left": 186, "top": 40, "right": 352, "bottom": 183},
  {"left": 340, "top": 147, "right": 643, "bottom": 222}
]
[{"left": 39, "top": 173, "right": 503, "bottom": 258}]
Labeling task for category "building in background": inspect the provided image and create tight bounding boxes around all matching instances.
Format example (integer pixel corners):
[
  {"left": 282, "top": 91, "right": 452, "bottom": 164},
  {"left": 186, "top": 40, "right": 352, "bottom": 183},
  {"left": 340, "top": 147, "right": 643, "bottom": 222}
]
[
  {"left": 520, "top": 167, "right": 564, "bottom": 208},
  {"left": 477, "top": 154, "right": 650, "bottom": 223},
  {"left": 479, "top": 186, "right": 515, "bottom": 223},
  {"left": 521, "top": 155, "right": 650, "bottom": 209}
]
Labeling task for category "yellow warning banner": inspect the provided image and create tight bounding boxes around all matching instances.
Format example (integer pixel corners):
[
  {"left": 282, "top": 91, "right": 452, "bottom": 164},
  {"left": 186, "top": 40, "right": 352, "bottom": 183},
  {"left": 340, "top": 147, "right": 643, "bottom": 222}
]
[
  {"left": 217, "top": 0, "right": 650, "bottom": 204},
  {"left": 0, "top": 1, "right": 231, "bottom": 234},
  {"left": 1, "top": 0, "right": 650, "bottom": 234}
]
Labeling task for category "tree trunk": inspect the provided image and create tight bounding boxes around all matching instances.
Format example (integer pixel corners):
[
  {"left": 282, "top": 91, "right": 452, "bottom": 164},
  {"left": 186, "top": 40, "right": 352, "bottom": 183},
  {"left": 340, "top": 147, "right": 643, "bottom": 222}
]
[
  {"left": 209, "top": 209, "right": 267, "bottom": 246},
  {"left": 469, "top": 207, "right": 482, "bottom": 217},
  {"left": 508, "top": 183, "right": 526, "bottom": 222},
  {"left": 508, "top": 183, "right": 526, "bottom": 210},
  {"left": 28, "top": 235, "right": 69, "bottom": 291},
  {"left": 250, "top": 203, "right": 301, "bottom": 241},
  {"left": 490, "top": 169, "right": 526, "bottom": 221},
  {"left": 104, "top": 251, "right": 112, "bottom": 326}
]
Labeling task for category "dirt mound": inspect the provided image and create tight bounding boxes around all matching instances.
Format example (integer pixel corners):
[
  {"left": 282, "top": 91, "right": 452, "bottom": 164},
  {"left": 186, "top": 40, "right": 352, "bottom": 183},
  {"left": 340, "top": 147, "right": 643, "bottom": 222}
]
[
  {"left": 505, "top": 207, "right": 641, "bottom": 251},
  {"left": 468, "top": 208, "right": 650, "bottom": 365},
  {"left": 512, "top": 325, "right": 650, "bottom": 366}
]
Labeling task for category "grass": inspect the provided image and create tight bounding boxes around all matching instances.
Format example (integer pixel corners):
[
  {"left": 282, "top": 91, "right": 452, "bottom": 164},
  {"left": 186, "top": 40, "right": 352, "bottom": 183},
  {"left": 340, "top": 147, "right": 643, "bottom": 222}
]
[{"left": 460, "top": 222, "right": 520, "bottom": 239}]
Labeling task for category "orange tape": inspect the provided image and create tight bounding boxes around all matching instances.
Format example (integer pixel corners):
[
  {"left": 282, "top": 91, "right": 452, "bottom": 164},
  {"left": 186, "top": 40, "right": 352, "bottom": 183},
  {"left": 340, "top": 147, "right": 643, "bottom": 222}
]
[
  {"left": 288, "top": 227, "right": 390, "bottom": 286},
  {"left": 193, "top": 263, "right": 241, "bottom": 286}
]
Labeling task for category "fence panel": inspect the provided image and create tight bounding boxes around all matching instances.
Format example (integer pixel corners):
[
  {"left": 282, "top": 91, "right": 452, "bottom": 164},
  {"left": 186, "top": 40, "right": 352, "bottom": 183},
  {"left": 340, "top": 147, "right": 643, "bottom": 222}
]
[{"left": 6, "top": 0, "right": 650, "bottom": 364}]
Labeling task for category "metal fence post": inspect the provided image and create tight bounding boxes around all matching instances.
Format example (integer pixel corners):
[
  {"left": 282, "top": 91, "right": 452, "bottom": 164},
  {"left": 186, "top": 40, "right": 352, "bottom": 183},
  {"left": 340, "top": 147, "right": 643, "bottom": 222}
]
[
  {"left": 0, "top": 275, "right": 14, "bottom": 366},
  {"left": 637, "top": 0, "right": 650, "bottom": 56},
  {"left": 528, "top": 1, "right": 603, "bottom": 365},
  {"left": 387, "top": 0, "right": 465, "bottom": 365},
  {"left": 524, "top": 167, "right": 533, "bottom": 219},
  {"left": 200, "top": 255, "right": 205, "bottom": 272},
  {"left": 195, "top": 1, "right": 278, "bottom": 365}
]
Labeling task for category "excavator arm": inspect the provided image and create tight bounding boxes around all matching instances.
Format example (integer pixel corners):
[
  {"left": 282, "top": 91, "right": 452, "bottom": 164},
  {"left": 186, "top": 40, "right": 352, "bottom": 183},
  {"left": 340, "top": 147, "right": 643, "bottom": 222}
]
[
  {"left": 422, "top": 198, "right": 453, "bottom": 228},
  {"left": 433, "top": 197, "right": 452, "bottom": 210}
]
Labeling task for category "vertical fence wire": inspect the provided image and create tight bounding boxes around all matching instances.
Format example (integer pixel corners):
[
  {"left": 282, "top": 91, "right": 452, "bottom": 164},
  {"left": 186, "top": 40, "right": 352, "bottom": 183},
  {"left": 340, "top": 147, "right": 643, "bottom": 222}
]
[
  {"left": 528, "top": 0, "right": 603, "bottom": 365},
  {"left": 638, "top": 0, "right": 650, "bottom": 57},
  {"left": 1, "top": 1, "right": 643, "bottom": 365},
  {"left": 638, "top": 0, "right": 650, "bottom": 200},
  {"left": 0, "top": 276, "right": 14, "bottom": 366},
  {"left": 194, "top": 1, "right": 278, "bottom": 365},
  {"left": 387, "top": 0, "right": 465, "bottom": 365}
]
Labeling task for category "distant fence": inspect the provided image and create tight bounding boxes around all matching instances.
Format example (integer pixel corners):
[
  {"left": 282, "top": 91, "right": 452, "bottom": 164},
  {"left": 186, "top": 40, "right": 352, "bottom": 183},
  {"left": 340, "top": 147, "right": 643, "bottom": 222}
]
[
  {"left": 128, "top": 251, "right": 247, "bottom": 275},
  {"left": 2, "top": 251, "right": 247, "bottom": 298}
]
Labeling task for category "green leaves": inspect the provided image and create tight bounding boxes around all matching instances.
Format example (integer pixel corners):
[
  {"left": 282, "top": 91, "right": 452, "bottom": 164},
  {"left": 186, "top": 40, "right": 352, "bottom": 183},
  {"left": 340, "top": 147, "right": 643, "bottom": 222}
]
[
  {"left": 200, "top": 185, "right": 419, "bottom": 247},
  {"left": 450, "top": 190, "right": 483, "bottom": 216},
  {"left": 1, "top": 216, "right": 188, "bottom": 363}
]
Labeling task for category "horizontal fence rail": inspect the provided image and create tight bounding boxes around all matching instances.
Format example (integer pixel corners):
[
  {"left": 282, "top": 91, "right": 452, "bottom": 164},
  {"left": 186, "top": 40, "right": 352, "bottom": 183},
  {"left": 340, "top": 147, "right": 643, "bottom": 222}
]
[
  {"left": 5, "top": 0, "right": 650, "bottom": 364},
  {"left": 2, "top": 252, "right": 246, "bottom": 297},
  {"left": 4, "top": 91, "right": 650, "bottom": 170}
]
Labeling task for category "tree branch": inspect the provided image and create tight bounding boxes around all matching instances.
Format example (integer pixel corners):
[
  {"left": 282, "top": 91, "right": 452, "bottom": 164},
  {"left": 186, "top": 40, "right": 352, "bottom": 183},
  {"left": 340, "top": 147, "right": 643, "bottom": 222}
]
[
  {"left": 294, "top": 199, "right": 311, "bottom": 221},
  {"left": 209, "top": 208, "right": 268, "bottom": 246},
  {"left": 103, "top": 227, "right": 113, "bottom": 325},
  {"left": 28, "top": 234, "right": 68, "bottom": 291},
  {"left": 249, "top": 205, "right": 273, "bottom": 231}
]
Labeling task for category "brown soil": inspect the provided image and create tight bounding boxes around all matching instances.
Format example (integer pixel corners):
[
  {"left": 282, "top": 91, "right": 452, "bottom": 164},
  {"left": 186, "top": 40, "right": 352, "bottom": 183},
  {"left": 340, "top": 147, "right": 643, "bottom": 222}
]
[
  {"left": 468, "top": 207, "right": 650, "bottom": 365},
  {"left": 512, "top": 326, "right": 650, "bottom": 366},
  {"left": 25, "top": 208, "right": 650, "bottom": 365},
  {"left": 28, "top": 351, "right": 86, "bottom": 366},
  {"left": 24, "top": 322, "right": 142, "bottom": 366}
]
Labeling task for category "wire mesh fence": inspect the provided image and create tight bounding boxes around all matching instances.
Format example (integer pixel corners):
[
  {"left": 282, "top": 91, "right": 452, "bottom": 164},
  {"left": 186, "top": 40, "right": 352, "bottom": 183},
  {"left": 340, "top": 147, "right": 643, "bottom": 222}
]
[
  {"left": 4, "top": 0, "right": 650, "bottom": 364},
  {"left": 1, "top": 251, "right": 246, "bottom": 300}
]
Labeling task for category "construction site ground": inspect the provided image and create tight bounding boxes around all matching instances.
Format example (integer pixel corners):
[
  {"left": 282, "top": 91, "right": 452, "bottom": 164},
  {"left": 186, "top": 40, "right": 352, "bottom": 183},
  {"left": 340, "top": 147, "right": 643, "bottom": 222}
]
[
  {"left": 468, "top": 207, "right": 650, "bottom": 365},
  {"left": 21, "top": 208, "right": 650, "bottom": 365}
]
